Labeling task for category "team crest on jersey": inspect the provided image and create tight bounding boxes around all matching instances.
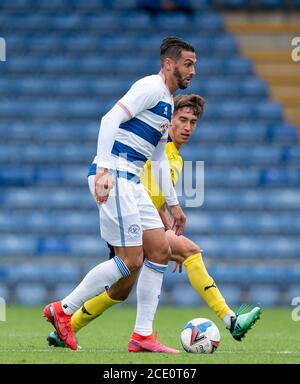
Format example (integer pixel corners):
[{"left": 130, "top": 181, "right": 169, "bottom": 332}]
[
  {"left": 128, "top": 224, "right": 141, "bottom": 238},
  {"left": 159, "top": 121, "right": 169, "bottom": 135}
]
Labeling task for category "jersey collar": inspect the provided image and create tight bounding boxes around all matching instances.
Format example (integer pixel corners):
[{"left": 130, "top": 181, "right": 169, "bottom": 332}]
[{"left": 159, "top": 71, "right": 172, "bottom": 97}]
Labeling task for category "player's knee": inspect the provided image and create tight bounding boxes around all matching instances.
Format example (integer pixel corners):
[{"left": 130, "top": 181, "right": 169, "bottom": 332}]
[
  {"left": 125, "top": 253, "right": 144, "bottom": 272},
  {"left": 182, "top": 242, "right": 201, "bottom": 260},
  {"left": 158, "top": 243, "right": 172, "bottom": 264},
  {"left": 147, "top": 241, "right": 171, "bottom": 265}
]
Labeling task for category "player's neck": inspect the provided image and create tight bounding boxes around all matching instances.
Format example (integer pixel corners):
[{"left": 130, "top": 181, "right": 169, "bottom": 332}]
[
  {"left": 169, "top": 132, "right": 181, "bottom": 150},
  {"left": 159, "top": 70, "right": 177, "bottom": 94}
]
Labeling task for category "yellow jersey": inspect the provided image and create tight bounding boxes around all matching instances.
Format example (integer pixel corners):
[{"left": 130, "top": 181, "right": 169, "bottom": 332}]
[{"left": 140, "top": 139, "right": 183, "bottom": 211}]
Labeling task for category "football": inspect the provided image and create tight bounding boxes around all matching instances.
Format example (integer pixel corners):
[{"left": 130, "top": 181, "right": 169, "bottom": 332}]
[{"left": 180, "top": 318, "right": 221, "bottom": 354}]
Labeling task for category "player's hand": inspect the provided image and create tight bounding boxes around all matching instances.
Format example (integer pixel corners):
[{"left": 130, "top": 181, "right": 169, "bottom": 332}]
[
  {"left": 159, "top": 203, "right": 174, "bottom": 230},
  {"left": 94, "top": 168, "right": 115, "bottom": 205},
  {"left": 170, "top": 254, "right": 184, "bottom": 273},
  {"left": 172, "top": 262, "right": 183, "bottom": 273},
  {"left": 170, "top": 204, "right": 186, "bottom": 236}
]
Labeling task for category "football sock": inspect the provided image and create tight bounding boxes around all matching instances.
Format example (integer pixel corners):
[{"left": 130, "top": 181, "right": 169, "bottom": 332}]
[
  {"left": 61, "top": 256, "right": 130, "bottom": 314},
  {"left": 222, "top": 313, "right": 236, "bottom": 329},
  {"left": 71, "top": 291, "right": 122, "bottom": 333},
  {"left": 183, "top": 253, "right": 233, "bottom": 320},
  {"left": 133, "top": 260, "right": 167, "bottom": 336}
]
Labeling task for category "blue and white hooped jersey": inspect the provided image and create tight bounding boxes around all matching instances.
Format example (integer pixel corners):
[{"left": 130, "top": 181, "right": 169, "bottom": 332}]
[{"left": 95, "top": 73, "right": 173, "bottom": 177}]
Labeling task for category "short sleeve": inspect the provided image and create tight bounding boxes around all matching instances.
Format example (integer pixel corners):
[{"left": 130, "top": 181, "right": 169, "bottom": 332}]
[{"left": 117, "top": 79, "right": 160, "bottom": 119}]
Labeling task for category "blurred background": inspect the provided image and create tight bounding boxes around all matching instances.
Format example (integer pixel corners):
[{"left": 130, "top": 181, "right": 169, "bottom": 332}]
[{"left": 0, "top": 0, "right": 299, "bottom": 308}]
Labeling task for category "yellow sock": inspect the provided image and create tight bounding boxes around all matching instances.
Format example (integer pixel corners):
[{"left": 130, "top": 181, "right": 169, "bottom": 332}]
[
  {"left": 71, "top": 291, "right": 122, "bottom": 333},
  {"left": 183, "top": 253, "right": 232, "bottom": 319}
]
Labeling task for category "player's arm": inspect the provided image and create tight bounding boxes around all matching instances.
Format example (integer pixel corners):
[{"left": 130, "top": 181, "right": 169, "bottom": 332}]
[
  {"left": 159, "top": 203, "right": 184, "bottom": 272},
  {"left": 159, "top": 203, "right": 174, "bottom": 230},
  {"left": 151, "top": 140, "right": 186, "bottom": 236},
  {"left": 95, "top": 104, "right": 129, "bottom": 204}
]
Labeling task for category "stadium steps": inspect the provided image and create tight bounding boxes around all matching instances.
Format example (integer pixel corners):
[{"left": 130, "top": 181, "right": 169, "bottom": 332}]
[{"left": 224, "top": 12, "right": 300, "bottom": 130}]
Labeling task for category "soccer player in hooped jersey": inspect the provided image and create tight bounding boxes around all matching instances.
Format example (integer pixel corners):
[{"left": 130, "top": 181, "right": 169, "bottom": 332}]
[
  {"left": 47, "top": 94, "right": 261, "bottom": 351},
  {"left": 43, "top": 36, "right": 197, "bottom": 352}
]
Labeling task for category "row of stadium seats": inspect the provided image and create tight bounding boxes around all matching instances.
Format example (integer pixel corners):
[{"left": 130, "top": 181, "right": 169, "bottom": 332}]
[
  {"left": 0, "top": 78, "right": 268, "bottom": 98},
  {"left": 0, "top": 12, "right": 225, "bottom": 32},
  {"left": 1, "top": 144, "right": 298, "bottom": 165},
  {"left": 1, "top": 211, "right": 300, "bottom": 235},
  {"left": 0, "top": 100, "right": 283, "bottom": 120},
  {"left": 0, "top": 123, "right": 296, "bottom": 144},
  {"left": 0, "top": 262, "right": 299, "bottom": 287},
  {"left": 0, "top": 0, "right": 212, "bottom": 11},
  {"left": 5, "top": 35, "right": 239, "bottom": 55},
  {"left": 0, "top": 278, "right": 298, "bottom": 307},
  {"left": 2, "top": 0, "right": 299, "bottom": 11},
  {"left": 215, "top": 0, "right": 300, "bottom": 8},
  {"left": 0, "top": 188, "right": 299, "bottom": 210},
  {"left": 0, "top": 281, "right": 294, "bottom": 307},
  {"left": 1, "top": 167, "right": 300, "bottom": 188},
  {"left": 4, "top": 57, "right": 254, "bottom": 76},
  {"left": 0, "top": 234, "right": 298, "bottom": 258}
]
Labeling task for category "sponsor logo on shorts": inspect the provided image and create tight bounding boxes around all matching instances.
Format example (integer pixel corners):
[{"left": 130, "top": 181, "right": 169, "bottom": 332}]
[{"left": 128, "top": 224, "right": 141, "bottom": 238}]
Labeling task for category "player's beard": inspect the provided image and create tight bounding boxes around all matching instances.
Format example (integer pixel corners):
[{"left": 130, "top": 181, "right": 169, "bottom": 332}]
[{"left": 174, "top": 67, "right": 189, "bottom": 89}]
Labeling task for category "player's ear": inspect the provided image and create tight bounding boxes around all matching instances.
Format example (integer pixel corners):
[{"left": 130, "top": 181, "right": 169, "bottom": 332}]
[{"left": 164, "top": 58, "right": 173, "bottom": 71}]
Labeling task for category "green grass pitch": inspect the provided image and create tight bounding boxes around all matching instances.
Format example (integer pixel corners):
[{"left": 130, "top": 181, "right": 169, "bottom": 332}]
[{"left": 0, "top": 305, "right": 299, "bottom": 364}]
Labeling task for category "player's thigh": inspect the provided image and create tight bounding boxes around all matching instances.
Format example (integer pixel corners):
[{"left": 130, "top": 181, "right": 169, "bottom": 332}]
[
  {"left": 143, "top": 227, "right": 171, "bottom": 264},
  {"left": 100, "top": 178, "right": 143, "bottom": 247},
  {"left": 165, "top": 229, "right": 201, "bottom": 259}
]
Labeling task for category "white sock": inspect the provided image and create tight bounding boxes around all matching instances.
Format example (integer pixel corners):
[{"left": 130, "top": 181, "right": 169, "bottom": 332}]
[
  {"left": 61, "top": 256, "right": 130, "bottom": 315},
  {"left": 222, "top": 311, "right": 236, "bottom": 329},
  {"left": 134, "top": 260, "right": 167, "bottom": 336}
]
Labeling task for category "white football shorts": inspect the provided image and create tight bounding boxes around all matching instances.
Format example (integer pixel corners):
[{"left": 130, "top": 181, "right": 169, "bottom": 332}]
[{"left": 88, "top": 173, "right": 163, "bottom": 247}]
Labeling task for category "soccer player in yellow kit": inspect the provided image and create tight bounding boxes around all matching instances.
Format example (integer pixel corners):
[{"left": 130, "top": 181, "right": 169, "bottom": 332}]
[{"left": 48, "top": 94, "right": 261, "bottom": 350}]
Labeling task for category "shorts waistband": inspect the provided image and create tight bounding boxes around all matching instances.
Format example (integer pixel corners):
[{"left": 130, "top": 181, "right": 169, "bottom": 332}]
[{"left": 88, "top": 163, "right": 140, "bottom": 184}]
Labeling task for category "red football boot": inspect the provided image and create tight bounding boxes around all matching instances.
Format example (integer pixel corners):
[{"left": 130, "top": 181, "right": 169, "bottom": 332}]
[
  {"left": 43, "top": 301, "right": 77, "bottom": 351},
  {"left": 128, "top": 332, "right": 179, "bottom": 353}
]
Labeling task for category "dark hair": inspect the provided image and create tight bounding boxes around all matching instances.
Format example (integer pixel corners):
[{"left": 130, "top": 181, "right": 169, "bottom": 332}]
[
  {"left": 174, "top": 94, "right": 205, "bottom": 118},
  {"left": 160, "top": 36, "right": 195, "bottom": 65}
]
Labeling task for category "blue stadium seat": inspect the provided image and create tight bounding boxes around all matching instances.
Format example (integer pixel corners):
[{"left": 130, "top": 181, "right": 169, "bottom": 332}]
[
  {"left": 0, "top": 188, "right": 94, "bottom": 210},
  {"left": 156, "top": 14, "right": 189, "bottom": 30},
  {"left": 216, "top": 285, "right": 242, "bottom": 306},
  {"left": 51, "top": 283, "right": 77, "bottom": 302},
  {"left": 36, "top": 237, "right": 70, "bottom": 256},
  {"left": 193, "top": 12, "right": 224, "bottom": 31},
  {"left": 68, "top": 236, "right": 109, "bottom": 257},
  {"left": 44, "top": 264, "right": 81, "bottom": 283},
  {"left": 188, "top": 235, "right": 300, "bottom": 259},
  {"left": 189, "top": 0, "right": 213, "bottom": 9},
  {"left": 259, "top": 0, "right": 286, "bottom": 8},
  {"left": 0, "top": 236, "right": 36, "bottom": 256},
  {"left": 249, "top": 285, "right": 280, "bottom": 307},
  {"left": 15, "top": 283, "right": 48, "bottom": 305},
  {"left": 171, "top": 284, "right": 202, "bottom": 307}
]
